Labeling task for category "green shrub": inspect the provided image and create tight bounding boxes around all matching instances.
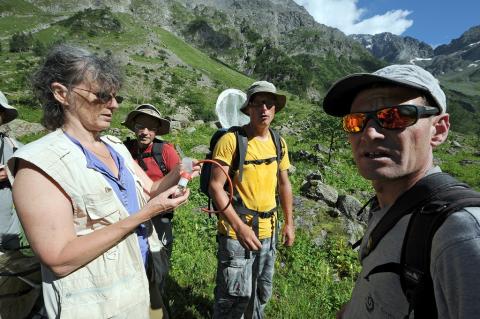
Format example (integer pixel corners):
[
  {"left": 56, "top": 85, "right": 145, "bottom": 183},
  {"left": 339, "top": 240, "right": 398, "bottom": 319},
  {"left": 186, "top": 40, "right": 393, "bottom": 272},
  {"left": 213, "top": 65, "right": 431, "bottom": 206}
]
[
  {"left": 179, "top": 88, "right": 216, "bottom": 121},
  {"left": 9, "top": 32, "right": 33, "bottom": 52},
  {"left": 59, "top": 8, "right": 123, "bottom": 36},
  {"left": 32, "top": 39, "right": 47, "bottom": 56}
]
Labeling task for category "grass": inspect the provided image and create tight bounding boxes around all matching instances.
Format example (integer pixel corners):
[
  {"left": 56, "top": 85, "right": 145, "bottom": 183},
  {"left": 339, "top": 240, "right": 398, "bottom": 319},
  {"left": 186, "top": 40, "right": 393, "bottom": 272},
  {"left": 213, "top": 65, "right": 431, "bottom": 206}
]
[
  {"left": 165, "top": 185, "right": 357, "bottom": 318},
  {"left": 0, "top": 0, "right": 43, "bottom": 15},
  {"left": 435, "top": 134, "right": 480, "bottom": 190},
  {"left": 0, "top": 16, "right": 42, "bottom": 37}
]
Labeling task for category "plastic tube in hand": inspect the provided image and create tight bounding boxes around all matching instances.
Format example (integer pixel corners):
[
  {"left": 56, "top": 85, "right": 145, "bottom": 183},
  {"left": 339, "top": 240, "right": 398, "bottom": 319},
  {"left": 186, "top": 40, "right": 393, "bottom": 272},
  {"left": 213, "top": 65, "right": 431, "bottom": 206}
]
[{"left": 175, "top": 157, "right": 193, "bottom": 197}]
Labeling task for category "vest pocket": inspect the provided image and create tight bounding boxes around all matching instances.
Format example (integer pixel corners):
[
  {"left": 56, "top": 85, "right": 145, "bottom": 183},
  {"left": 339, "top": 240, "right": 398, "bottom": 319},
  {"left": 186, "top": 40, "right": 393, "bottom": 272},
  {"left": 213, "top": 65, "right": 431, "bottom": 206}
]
[
  {"left": 83, "top": 190, "right": 120, "bottom": 223},
  {"left": 57, "top": 266, "right": 148, "bottom": 317}
]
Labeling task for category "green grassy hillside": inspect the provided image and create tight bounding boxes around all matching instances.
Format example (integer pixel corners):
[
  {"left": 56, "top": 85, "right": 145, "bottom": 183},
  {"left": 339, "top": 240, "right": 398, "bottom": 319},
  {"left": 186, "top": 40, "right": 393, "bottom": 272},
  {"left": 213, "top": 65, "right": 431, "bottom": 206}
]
[{"left": 1, "top": 5, "right": 479, "bottom": 318}]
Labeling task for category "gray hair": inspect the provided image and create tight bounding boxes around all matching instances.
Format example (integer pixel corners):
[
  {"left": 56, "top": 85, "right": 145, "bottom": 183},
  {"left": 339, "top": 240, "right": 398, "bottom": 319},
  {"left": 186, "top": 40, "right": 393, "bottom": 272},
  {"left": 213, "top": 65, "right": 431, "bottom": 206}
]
[{"left": 31, "top": 44, "right": 123, "bottom": 130}]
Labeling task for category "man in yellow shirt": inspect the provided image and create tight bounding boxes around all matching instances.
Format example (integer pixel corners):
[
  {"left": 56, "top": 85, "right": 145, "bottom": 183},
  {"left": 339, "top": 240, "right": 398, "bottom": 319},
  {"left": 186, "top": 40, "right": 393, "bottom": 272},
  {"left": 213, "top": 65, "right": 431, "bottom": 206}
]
[{"left": 210, "top": 81, "right": 295, "bottom": 318}]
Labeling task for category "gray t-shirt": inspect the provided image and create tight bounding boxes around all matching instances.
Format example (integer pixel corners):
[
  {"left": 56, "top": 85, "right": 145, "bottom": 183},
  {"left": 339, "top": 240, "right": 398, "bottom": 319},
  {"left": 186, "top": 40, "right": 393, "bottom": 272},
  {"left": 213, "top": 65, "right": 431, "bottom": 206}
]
[
  {"left": 0, "top": 133, "right": 21, "bottom": 250},
  {"left": 343, "top": 169, "right": 480, "bottom": 318}
]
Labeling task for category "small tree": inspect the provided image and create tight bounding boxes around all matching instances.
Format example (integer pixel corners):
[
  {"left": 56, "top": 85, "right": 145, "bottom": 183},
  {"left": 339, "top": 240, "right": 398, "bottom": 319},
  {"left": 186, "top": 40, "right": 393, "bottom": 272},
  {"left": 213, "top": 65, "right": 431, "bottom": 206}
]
[
  {"left": 9, "top": 32, "right": 33, "bottom": 53},
  {"left": 32, "top": 39, "right": 47, "bottom": 56}
]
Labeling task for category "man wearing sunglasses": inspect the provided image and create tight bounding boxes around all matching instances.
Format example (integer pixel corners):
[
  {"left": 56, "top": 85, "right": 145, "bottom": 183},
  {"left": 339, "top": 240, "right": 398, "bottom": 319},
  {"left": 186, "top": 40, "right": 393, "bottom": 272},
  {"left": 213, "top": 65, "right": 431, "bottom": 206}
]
[
  {"left": 210, "top": 81, "right": 295, "bottom": 318},
  {"left": 123, "top": 104, "right": 180, "bottom": 318},
  {"left": 323, "top": 64, "right": 480, "bottom": 318}
]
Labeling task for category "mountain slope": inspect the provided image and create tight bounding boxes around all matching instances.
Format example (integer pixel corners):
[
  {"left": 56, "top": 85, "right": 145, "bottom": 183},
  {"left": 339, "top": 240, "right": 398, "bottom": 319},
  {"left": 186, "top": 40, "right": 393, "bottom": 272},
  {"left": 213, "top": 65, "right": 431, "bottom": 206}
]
[
  {"left": 168, "top": 0, "right": 383, "bottom": 99},
  {"left": 24, "top": 0, "right": 383, "bottom": 99}
]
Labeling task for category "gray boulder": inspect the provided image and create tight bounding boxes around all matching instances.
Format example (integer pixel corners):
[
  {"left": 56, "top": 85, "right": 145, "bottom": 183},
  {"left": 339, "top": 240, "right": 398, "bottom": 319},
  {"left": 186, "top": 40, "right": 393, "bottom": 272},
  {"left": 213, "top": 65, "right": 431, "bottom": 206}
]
[
  {"left": 0, "top": 119, "right": 46, "bottom": 139},
  {"left": 342, "top": 218, "right": 365, "bottom": 246},
  {"left": 191, "top": 144, "right": 210, "bottom": 155},
  {"left": 300, "top": 179, "right": 338, "bottom": 206},
  {"left": 336, "top": 194, "right": 363, "bottom": 221}
]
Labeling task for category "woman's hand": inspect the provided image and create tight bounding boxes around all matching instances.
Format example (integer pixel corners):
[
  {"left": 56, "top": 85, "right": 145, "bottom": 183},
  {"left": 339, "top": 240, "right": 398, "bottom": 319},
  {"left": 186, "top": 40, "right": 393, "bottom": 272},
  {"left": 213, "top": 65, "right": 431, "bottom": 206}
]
[{"left": 143, "top": 185, "right": 190, "bottom": 218}]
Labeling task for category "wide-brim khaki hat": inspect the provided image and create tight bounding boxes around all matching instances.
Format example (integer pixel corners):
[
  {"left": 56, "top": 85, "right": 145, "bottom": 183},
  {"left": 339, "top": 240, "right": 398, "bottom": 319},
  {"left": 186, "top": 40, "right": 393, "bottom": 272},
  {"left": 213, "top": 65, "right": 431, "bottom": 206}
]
[
  {"left": 240, "top": 81, "right": 286, "bottom": 115},
  {"left": 122, "top": 104, "right": 170, "bottom": 135},
  {"left": 0, "top": 91, "right": 18, "bottom": 124}
]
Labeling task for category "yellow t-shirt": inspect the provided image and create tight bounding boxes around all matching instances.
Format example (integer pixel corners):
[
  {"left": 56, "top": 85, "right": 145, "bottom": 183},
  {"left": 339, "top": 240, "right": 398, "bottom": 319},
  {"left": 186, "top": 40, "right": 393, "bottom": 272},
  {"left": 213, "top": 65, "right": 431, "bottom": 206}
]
[{"left": 212, "top": 131, "right": 290, "bottom": 239}]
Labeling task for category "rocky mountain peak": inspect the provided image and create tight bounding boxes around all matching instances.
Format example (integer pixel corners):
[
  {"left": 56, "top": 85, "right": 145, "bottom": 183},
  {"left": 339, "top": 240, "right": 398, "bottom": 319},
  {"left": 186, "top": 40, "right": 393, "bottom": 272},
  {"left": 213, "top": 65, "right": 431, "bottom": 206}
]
[
  {"left": 177, "top": 0, "right": 317, "bottom": 39},
  {"left": 350, "top": 32, "right": 433, "bottom": 63},
  {"left": 434, "top": 25, "right": 480, "bottom": 56}
]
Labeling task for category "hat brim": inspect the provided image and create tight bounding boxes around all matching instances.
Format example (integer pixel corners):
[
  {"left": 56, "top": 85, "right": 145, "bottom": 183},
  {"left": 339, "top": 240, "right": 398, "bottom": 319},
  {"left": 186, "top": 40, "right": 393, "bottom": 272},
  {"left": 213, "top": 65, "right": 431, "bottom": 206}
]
[
  {"left": 0, "top": 103, "right": 18, "bottom": 124},
  {"left": 240, "top": 93, "right": 287, "bottom": 115},
  {"left": 323, "top": 73, "right": 434, "bottom": 117},
  {"left": 122, "top": 111, "right": 171, "bottom": 135}
]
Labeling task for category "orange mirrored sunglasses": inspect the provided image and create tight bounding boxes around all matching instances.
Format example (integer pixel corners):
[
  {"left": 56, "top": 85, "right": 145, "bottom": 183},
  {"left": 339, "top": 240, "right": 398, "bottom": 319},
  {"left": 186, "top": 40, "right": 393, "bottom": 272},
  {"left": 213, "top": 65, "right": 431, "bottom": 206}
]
[{"left": 342, "top": 105, "right": 439, "bottom": 133}]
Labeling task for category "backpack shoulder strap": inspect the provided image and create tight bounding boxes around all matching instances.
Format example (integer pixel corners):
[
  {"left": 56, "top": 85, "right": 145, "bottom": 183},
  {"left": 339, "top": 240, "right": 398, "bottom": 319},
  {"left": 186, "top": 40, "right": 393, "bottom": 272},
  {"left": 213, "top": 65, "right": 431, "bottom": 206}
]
[
  {"left": 401, "top": 187, "right": 480, "bottom": 317},
  {"left": 123, "top": 137, "right": 135, "bottom": 149},
  {"left": 364, "top": 172, "right": 466, "bottom": 257},
  {"left": 269, "top": 128, "right": 283, "bottom": 164},
  {"left": 151, "top": 140, "right": 168, "bottom": 176},
  {"left": 230, "top": 126, "right": 247, "bottom": 183},
  {"left": 6, "top": 135, "right": 19, "bottom": 152},
  {"left": 363, "top": 177, "right": 480, "bottom": 318}
]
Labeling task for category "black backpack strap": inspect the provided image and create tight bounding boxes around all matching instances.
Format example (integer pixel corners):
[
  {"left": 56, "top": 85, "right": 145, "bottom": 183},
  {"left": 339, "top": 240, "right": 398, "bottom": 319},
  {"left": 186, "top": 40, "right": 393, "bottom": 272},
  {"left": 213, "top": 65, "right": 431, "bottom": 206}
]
[
  {"left": 351, "top": 196, "right": 378, "bottom": 250},
  {"left": 0, "top": 133, "right": 5, "bottom": 164},
  {"left": 362, "top": 179, "right": 480, "bottom": 319},
  {"left": 401, "top": 188, "right": 480, "bottom": 318},
  {"left": 269, "top": 128, "right": 283, "bottom": 163},
  {"left": 124, "top": 138, "right": 149, "bottom": 171},
  {"left": 363, "top": 172, "right": 467, "bottom": 258},
  {"left": 132, "top": 140, "right": 168, "bottom": 175},
  {"left": 151, "top": 141, "right": 168, "bottom": 176},
  {"left": 233, "top": 127, "right": 248, "bottom": 183}
]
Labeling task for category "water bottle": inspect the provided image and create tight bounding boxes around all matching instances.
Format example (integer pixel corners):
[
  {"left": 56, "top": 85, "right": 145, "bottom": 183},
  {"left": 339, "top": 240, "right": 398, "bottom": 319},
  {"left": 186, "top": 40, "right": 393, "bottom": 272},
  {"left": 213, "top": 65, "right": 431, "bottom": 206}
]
[{"left": 175, "top": 157, "right": 193, "bottom": 197}]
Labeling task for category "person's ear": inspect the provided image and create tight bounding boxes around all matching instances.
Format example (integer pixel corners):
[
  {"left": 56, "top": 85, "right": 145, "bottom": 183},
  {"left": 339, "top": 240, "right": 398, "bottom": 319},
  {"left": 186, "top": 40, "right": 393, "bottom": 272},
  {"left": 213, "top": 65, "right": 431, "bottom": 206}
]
[
  {"left": 244, "top": 104, "right": 252, "bottom": 116},
  {"left": 51, "top": 82, "right": 70, "bottom": 106},
  {"left": 431, "top": 113, "right": 450, "bottom": 148}
]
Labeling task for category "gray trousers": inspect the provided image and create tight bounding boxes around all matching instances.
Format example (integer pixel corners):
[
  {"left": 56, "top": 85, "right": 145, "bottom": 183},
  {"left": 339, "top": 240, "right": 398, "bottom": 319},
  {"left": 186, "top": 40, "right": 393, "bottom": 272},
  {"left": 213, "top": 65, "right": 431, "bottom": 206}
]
[
  {"left": 149, "top": 215, "right": 174, "bottom": 317},
  {"left": 0, "top": 186, "right": 20, "bottom": 251},
  {"left": 213, "top": 235, "right": 276, "bottom": 319}
]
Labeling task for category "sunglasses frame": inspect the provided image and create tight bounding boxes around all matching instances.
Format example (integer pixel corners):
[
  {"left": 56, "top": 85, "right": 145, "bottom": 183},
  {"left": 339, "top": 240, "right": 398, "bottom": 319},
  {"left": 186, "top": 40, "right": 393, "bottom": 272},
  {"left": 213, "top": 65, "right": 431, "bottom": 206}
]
[
  {"left": 249, "top": 99, "right": 276, "bottom": 109},
  {"left": 343, "top": 104, "right": 440, "bottom": 133},
  {"left": 134, "top": 123, "right": 158, "bottom": 132},
  {"left": 72, "top": 87, "right": 124, "bottom": 104}
]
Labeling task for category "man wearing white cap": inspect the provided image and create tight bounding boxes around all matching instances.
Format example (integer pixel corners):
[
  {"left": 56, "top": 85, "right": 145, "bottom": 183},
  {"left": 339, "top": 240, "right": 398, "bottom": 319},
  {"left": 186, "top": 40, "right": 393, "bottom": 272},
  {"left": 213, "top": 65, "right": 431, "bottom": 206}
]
[
  {"left": 0, "top": 91, "right": 22, "bottom": 252},
  {"left": 323, "top": 64, "right": 480, "bottom": 318},
  {"left": 210, "top": 81, "right": 295, "bottom": 318}
]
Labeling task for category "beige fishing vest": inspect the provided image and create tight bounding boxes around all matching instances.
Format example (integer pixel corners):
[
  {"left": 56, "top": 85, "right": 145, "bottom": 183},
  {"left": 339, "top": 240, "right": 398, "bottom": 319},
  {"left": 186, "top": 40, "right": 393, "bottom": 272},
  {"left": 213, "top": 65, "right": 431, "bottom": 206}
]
[{"left": 9, "top": 129, "right": 151, "bottom": 319}]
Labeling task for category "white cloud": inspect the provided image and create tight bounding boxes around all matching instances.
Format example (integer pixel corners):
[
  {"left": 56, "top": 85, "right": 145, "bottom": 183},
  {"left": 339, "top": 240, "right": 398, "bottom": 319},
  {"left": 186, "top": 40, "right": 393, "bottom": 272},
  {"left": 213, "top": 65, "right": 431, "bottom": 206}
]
[{"left": 294, "top": 0, "right": 413, "bottom": 35}]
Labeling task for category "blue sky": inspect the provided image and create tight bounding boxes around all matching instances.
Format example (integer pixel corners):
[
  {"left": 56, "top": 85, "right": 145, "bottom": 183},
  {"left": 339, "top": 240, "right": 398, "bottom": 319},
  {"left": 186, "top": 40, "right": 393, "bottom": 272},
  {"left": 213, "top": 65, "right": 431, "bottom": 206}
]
[{"left": 293, "top": 0, "right": 480, "bottom": 48}]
